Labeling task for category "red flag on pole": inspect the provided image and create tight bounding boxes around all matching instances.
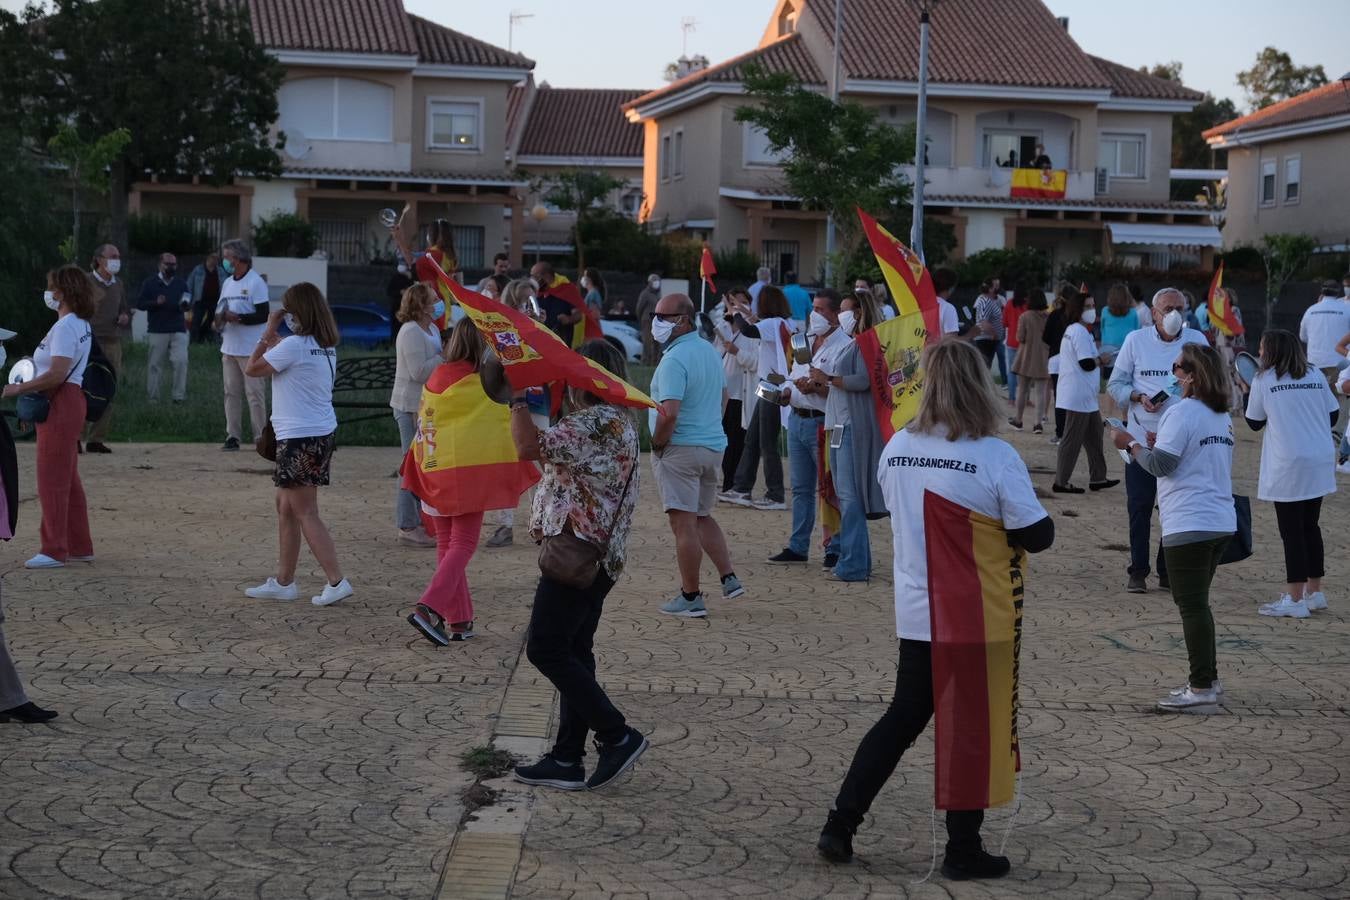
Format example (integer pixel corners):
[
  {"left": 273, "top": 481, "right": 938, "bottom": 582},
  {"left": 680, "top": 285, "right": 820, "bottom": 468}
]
[
  {"left": 1207, "top": 262, "right": 1244, "bottom": 337},
  {"left": 699, "top": 245, "right": 717, "bottom": 293}
]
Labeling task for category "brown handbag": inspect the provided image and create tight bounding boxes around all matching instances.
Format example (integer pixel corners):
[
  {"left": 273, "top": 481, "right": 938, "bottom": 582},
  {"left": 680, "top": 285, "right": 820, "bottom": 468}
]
[
  {"left": 256, "top": 422, "right": 277, "bottom": 461},
  {"left": 537, "top": 447, "right": 636, "bottom": 590}
]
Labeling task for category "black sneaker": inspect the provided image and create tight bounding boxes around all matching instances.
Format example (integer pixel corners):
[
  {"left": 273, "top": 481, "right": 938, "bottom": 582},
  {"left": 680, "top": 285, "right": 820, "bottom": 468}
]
[
  {"left": 1126, "top": 574, "right": 1147, "bottom": 594},
  {"left": 822, "top": 552, "right": 839, "bottom": 570},
  {"left": 941, "top": 846, "right": 1011, "bottom": 881},
  {"left": 513, "top": 753, "right": 586, "bottom": 791},
  {"left": 586, "top": 727, "right": 648, "bottom": 790},
  {"left": 767, "top": 549, "right": 808, "bottom": 564},
  {"left": 85, "top": 442, "right": 112, "bottom": 454},
  {"left": 0, "top": 701, "right": 59, "bottom": 724},
  {"left": 1089, "top": 479, "right": 1121, "bottom": 491},
  {"left": 221, "top": 437, "right": 240, "bottom": 451},
  {"left": 407, "top": 608, "right": 449, "bottom": 647},
  {"left": 1051, "top": 483, "right": 1084, "bottom": 494},
  {"left": 816, "top": 812, "right": 855, "bottom": 863}
]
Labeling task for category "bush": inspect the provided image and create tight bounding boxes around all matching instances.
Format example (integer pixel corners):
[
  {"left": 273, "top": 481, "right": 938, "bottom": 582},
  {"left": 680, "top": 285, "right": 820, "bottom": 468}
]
[
  {"left": 0, "top": 132, "right": 67, "bottom": 357},
  {"left": 253, "top": 210, "right": 318, "bottom": 258},
  {"left": 576, "top": 211, "right": 667, "bottom": 274},
  {"left": 129, "top": 213, "right": 215, "bottom": 255},
  {"left": 956, "top": 247, "right": 1050, "bottom": 290},
  {"left": 713, "top": 246, "right": 761, "bottom": 285}
]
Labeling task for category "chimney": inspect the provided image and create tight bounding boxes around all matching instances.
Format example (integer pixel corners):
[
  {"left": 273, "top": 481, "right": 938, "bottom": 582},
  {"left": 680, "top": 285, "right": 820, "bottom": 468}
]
[
  {"left": 1056, "top": 16, "right": 1069, "bottom": 31},
  {"left": 674, "top": 54, "right": 710, "bottom": 79}
]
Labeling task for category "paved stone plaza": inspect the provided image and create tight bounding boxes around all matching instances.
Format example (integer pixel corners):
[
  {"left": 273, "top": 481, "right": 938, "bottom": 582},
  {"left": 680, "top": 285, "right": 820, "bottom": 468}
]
[{"left": 1, "top": 425, "right": 1346, "bottom": 899}]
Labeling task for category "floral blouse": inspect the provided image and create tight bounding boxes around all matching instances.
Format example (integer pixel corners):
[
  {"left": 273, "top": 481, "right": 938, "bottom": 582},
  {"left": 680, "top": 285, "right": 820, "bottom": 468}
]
[{"left": 530, "top": 404, "right": 640, "bottom": 578}]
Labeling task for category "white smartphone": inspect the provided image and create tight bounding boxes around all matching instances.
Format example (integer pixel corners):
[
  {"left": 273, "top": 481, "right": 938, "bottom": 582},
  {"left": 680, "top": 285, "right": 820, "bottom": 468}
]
[{"left": 829, "top": 424, "right": 844, "bottom": 450}]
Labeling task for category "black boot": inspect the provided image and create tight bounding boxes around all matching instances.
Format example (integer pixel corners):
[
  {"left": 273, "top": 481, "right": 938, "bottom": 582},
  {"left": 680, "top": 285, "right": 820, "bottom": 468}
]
[
  {"left": 941, "top": 844, "right": 1010, "bottom": 881},
  {"left": 816, "top": 811, "right": 856, "bottom": 863},
  {"left": 0, "top": 701, "right": 58, "bottom": 724}
]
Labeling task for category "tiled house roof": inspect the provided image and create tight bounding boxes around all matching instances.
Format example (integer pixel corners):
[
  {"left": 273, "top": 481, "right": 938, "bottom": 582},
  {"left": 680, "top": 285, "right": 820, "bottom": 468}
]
[
  {"left": 626, "top": 33, "right": 824, "bottom": 110},
  {"left": 1088, "top": 55, "right": 1203, "bottom": 101},
  {"left": 408, "top": 13, "right": 533, "bottom": 68},
  {"left": 518, "top": 87, "right": 646, "bottom": 158},
  {"left": 1204, "top": 82, "right": 1350, "bottom": 139}
]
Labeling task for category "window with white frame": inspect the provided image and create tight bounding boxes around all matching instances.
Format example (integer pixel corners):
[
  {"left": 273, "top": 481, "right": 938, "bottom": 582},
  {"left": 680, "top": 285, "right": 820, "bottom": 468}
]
[
  {"left": 660, "top": 133, "right": 672, "bottom": 181},
  {"left": 428, "top": 99, "right": 482, "bottom": 151},
  {"left": 1259, "top": 158, "right": 1277, "bottom": 206},
  {"left": 744, "top": 123, "right": 786, "bottom": 166},
  {"left": 673, "top": 129, "right": 685, "bottom": 179},
  {"left": 1098, "top": 132, "right": 1146, "bottom": 179},
  {"left": 1283, "top": 156, "right": 1301, "bottom": 203},
  {"left": 278, "top": 77, "right": 393, "bottom": 142}
]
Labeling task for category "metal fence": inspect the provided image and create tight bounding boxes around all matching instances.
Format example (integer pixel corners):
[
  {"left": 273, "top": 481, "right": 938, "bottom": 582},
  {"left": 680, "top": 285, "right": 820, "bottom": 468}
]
[
  {"left": 315, "top": 220, "right": 367, "bottom": 265},
  {"left": 761, "top": 240, "right": 800, "bottom": 282},
  {"left": 451, "top": 225, "right": 485, "bottom": 270}
]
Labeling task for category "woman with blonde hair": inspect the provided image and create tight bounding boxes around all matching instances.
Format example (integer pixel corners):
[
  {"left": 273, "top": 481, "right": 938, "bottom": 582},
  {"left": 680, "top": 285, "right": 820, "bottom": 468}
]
[
  {"left": 818, "top": 337, "right": 1053, "bottom": 877},
  {"left": 243, "top": 283, "right": 352, "bottom": 606},
  {"left": 390, "top": 282, "right": 446, "bottom": 546}
]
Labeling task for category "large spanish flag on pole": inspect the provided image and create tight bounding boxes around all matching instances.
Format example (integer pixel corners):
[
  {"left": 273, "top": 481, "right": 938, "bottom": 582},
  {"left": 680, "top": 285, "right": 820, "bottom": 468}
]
[
  {"left": 433, "top": 269, "right": 657, "bottom": 412},
  {"left": 923, "top": 490, "right": 1023, "bottom": 810},
  {"left": 853, "top": 208, "right": 941, "bottom": 440},
  {"left": 1010, "top": 168, "right": 1067, "bottom": 199},
  {"left": 401, "top": 361, "right": 540, "bottom": 516},
  {"left": 543, "top": 276, "right": 604, "bottom": 350},
  {"left": 1207, "top": 262, "right": 1244, "bottom": 337}
]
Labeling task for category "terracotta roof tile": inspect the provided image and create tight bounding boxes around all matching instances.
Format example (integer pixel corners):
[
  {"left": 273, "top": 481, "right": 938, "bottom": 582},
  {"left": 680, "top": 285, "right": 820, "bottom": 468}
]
[
  {"left": 249, "top": 0, "right": 416, "bottom": 55},
  {"left": 1088, "top": 56, "right": 1203, "bottom": 101},
  {"left": 625, "top": 34, "right": 823, "bottom": 111},
  {"left": 1204, "top": 82, "right": 1350, "bottom": 139},
  {"left": 408, "top": 13, "right": 533, "bottom": 68},
  {"left": 517, "top": 87, "right": 646, "bottom": 159},
  {"left": 506, "top": 82, "right": 531, "bottom": 151}
]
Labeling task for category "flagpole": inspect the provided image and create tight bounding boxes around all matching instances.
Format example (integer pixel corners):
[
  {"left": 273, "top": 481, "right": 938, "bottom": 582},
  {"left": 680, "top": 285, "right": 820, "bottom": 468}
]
[
  {"left": 700, "top": 275, "right": 707, "bottom": 313},
  {"left": 823, "top": 0, "right": 843, "bottom": 286},
  {"left": 910, "top": 1, "right": 933, "bottom": 264}
]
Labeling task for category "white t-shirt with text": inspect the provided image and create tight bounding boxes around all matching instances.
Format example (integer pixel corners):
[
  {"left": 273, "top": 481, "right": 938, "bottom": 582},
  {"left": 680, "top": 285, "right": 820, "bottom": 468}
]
[
  {"left": 1244, "top": 367, "right": 1338, "bottom": 502},
  {"left": 1113, "top": 326, "right": 1209, "bottom": 443},
  {"left": 1055, "top": 322, "right": 1100, "bottom": 413},
  {"left": 1299, "top": 297, "right": 1350, "bottom": 368},
  {"left": 264, "top": 335, "right": 337, "bottom": 440},
  {"left": 217, "top": 269, "right": 271, "bottom": 357},
  {"left": 1152, "top": 398, "right": 1236, "bottom": 537},
  {"left": 34, "top": 313, "right": 92, "bottom": 386}
]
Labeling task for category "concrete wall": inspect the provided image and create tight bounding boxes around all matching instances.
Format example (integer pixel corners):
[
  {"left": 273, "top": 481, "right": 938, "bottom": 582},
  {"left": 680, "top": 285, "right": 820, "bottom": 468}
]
[
  {"left": 1222, "top": 131, "right": 1350, "bottom": 248},
  {"left": 1095, "top": 110, "right": 1176, "bottom": 201},
  {"left": 645, "top": 100, "right": 725, "bottom": 225},
  {"left": 964, "top": 209, "right": 1011, "bottom": 255}
]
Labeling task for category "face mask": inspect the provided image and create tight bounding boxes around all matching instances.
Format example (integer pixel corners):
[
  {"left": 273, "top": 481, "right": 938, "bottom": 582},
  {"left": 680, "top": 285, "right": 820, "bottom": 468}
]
[
  {"left": 397, "top": 264, "right": 408, "bottom": 276},
  {"left": 808, "top": 311, "right": 831, "bottom": 336},
  {"left": 1160, "top": 309, "right": 1183, "bottom": 337},
  {"left": 283, "top": 313, "right": 299, "bottom": 333},
  {"left": 221, "top": 258, "right": 235, "bottom": 276},
  {"left": 580, "top": 278, "right": 590, "bottom": 289},
  {"left": 431, "top": 300, "right": 446, "bottom": 321},
  {"left": 163, "top": 265, "right": 177, "bottom": 277},
  {"left": 1165, "top": 372, "right": 1186, "bottom": 398},
  {"left": 650, "top": 279, "right": 661, "bottom": 291},
  {"left": 43, "top": 290, "right": 60, "bottom": 311},
  {"left": 1081, "top": 308, "right": 1096, "bottom": 325},
  {"left": 651, "top": 317, "right": 677, "bottom": 345},
  {"left": 839, "top": 310, "right": 858, "bottom": 335},
  {"left": 106, "top": 259, "right": 121, "bottom": 275}
]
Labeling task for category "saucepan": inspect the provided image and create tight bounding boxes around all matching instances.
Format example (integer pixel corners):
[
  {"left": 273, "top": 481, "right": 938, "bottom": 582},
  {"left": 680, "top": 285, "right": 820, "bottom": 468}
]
[
  {"left": 790, "top": 331, "right": 811, "bottom": 365},
  {"left": 7, "top": 357, "right": 35, "bottom": 385},
  {"left": 754, "top": 379, "right": 784, "bottom": 404},
  {"left": 1233, "top": 351, "right": 1259, "bottom": 389}
]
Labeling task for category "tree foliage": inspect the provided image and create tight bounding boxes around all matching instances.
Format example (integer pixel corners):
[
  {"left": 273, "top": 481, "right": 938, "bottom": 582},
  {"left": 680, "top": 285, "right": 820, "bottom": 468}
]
[
  {"left": 1236, "top": 47, "right": 1328, "bottom": 111},
  {"left": 734, "top": 64, "right": 915, "bottom": 287},
  {"left": 525, "top": 168, "right": 627, "bottom": 272},
  {"left": 254, "top": 211, "right": 318, "bottom": 259},
  {"left": 1139, "top": 61, "right": 1239, "bottom": 197},
  {"left": 0, "top": 129, "right": 67, "bottom": 356},
  {"left": 1, "top": 0, "right": 285, "bottom": 250},
  {"left": 1259, "top": 233, "right": 1318, "bottom": 325},
  {"left": 47, "top": 124, "right": 131, "bottom": 262}
]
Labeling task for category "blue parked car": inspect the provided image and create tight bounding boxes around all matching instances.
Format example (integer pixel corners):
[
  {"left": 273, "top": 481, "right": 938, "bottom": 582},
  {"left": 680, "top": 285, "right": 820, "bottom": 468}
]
[{"left": 330, "top": 304, "right": 393, "bottom": 348}]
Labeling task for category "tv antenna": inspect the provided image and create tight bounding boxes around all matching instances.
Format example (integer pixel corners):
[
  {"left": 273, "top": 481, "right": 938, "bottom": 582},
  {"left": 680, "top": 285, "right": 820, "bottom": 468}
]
[
  {"left": 681, "top": 17, "right": 697, "bottom": 56},
  {"left": 509, "top": 10, "right": 534, "bottom": 51}
]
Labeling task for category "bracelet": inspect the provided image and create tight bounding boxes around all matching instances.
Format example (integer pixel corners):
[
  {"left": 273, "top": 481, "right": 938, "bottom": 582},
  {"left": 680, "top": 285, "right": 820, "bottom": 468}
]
[{"left": 509, "top": 399, "right": 530, "bottom": 410}]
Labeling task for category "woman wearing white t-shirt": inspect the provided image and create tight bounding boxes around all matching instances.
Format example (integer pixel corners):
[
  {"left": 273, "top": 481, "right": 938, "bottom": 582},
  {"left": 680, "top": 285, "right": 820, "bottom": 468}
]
[
  {"left": 1110, "top": 343, "right": 1235, "bottom": 714},
  {"left": 242, "top": 283, "right": 353, "bottom": 607},
  {"left": 1241, "top": 330, "right": 1338, "bottom": 618},
  {"left": 390, "top": 283, "right": 445, "bottom": 547},
  {"left": 817, "top": 339, "right": 1053, "bottom": 879},
  {"left": 2, "top": 266, "right": 95, "bottom": 569},
  {"left": 1053, "top": 290, "right": 1118, "bottom": 494}
]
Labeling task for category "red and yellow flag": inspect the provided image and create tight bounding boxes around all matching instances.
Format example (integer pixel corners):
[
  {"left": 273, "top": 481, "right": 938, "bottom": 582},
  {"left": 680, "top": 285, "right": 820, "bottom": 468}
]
[
  {"left": 817, "top": 424, "right": 840, "bottom": 552},
  {"left": 1010, "top": 167, "right": 1067, "bottom": 199},
  {"left": 1207, "top": 263, "right": 1244, "bottom": 337},
  {"left": 853, "top": 208, "right": 941, "bottom": 440},
  {"left": 542, "top": 276, "right": 604, "bottom": 349},
  {"left": 432, "top": 269, "right": 657, "bottom": 411},
  {"left": 923, "top": 490, "right": 1023, "bottom": 811},
  {"left": 414, "top": 248, "right": 454, "bottom": 330},
  {"left": 699, "top": 245, "right": 717, "bottom": 293},
  {"left": 401, "top": 361, "right": 540, "bottom": 516}
]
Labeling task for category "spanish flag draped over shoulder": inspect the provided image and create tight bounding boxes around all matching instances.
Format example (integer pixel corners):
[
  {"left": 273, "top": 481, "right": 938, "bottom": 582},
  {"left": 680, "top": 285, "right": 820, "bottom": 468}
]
[
  {"left": 853, "top": 208, "right": 941, "bottom": 440},
  {"left": 544, "top": 276, "right": 604, "bottom": 349},
  {"left": 924, "top": 490, "right": 1023, "bottom": 811},
  {"left": 400, "top": 361, "right": 539, "bottom": 516},
  {"left": 1010, "top": 168, "right": 1067, "bottom": 199},
  {"left": 430, "top": 267, "right": 658, "bottom": 412},
  {"left": 1207, "top": 263, "right": 1244, "bottom": 337}
]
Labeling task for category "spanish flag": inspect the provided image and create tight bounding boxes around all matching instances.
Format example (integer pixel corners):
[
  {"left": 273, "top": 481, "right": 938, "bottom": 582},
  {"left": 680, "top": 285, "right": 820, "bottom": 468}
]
[
  {"left": 924, "top": 490, "right": 1023, "bottom": 810},
  {"left": 817, "top": 424, "right": 840, "bottom": 552},
  {"left": 414, "top": 248, "right": 455, "bottom": 330},
  {"left": 699, "top": 245, "right": 717, "bottom": 294},
  {"left": 433, "top": 269, "right": 658, "bottom": 412},
  {"left": 543, "top": 276, "right": 604, "bottom": 349},
  {"left": 1208, "top": 263, "right": 1244, "bottom": 338},
  {"left": 401, "top": 361, "right": 539, "bottom": 516},
  {"left": 1010, "top": 167, "right": 1067, "bottom": 199},
  {"left": 853, "top": 208, "right": 941, "bottom": 440}
]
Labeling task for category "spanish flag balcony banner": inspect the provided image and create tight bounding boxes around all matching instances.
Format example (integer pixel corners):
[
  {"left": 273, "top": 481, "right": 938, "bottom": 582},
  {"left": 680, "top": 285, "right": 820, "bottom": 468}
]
[
  {"left": 431, "top": 268, "right": 658, "bottom": 412},
  {"left": 853, "top": 208, "right": 941, "bottom": 440},
  {"left": 1010, "top": 168, "right": 1067, "bottom": 199},
  {"left": 401, "top": 360, "right": 540, "bottom": 517},
  {"left": 924, "top": 490, "right": 1023, "bottom": 810},
  {"left": 1207, "top": 263, "right": 1244, "bottom": 337}
]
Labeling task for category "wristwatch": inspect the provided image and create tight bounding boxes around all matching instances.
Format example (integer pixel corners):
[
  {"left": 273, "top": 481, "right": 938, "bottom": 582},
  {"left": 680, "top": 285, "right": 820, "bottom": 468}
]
[{"left": 1126, "top": 440, "right": 1140, "bottom": 453}]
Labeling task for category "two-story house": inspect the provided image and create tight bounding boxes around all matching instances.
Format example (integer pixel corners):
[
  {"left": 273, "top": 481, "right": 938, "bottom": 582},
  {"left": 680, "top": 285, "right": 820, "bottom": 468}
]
[
  {"left": 624, "top": 0, "right": 1221, "bottom": 280},
  {"left": 1204, "top": 82, "right": 1350, "bottom": 251},
  {"left": 129, "top": 0, "right": 535, "bottom": 268}
]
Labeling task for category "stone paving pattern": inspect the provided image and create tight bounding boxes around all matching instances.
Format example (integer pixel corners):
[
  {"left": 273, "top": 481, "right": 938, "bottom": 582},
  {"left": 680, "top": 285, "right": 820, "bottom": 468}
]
[{"left": 0, "top": 422, "right": 1346, "bottom": 898}]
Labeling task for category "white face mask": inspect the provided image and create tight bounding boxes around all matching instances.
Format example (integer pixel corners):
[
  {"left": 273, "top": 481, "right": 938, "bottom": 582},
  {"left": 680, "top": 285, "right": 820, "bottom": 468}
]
[
  {"left": 43, "top": 290, "right": 60, "bottom": 311},
  {"left": 839, "top": 310, "right": 858, "bottom": 335},
  {"left": 396, "top": 264, "right": 408, "bottom": 275},
  {"left": 651, "top": 317, "right": 677, "bottom": 345},
  {"left": 284, "top": 313, "right": 299, "bottom": 333},
  {"left": 1161, "top": 309, "right": 1184, "bottom": 337},
  {"left": 105, "top": 259, "right": 121, "bottom": 275},
  {"left": 1081, "top": 308, "right": 1096, "bottom": 325},
  {"left": 580, "top": 277, "right": 590, "bottom": 289},
  {"left": 650, "top": 279, "right": 661, "bottom": 291},
  {"left": 808, "top": 310, "right": 832, "bottom": 336}
]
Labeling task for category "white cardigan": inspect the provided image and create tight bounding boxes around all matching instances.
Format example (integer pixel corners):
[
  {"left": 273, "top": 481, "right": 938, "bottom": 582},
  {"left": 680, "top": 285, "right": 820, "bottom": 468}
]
[{"left": 389, "top": 321, "right": 442, "bottom": 413}]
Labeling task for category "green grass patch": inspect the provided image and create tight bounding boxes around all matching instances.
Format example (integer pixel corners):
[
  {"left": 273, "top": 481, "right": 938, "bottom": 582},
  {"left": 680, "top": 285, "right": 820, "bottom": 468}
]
[{"left": 460, "top": 745, "right": 517, "bottom": 780}]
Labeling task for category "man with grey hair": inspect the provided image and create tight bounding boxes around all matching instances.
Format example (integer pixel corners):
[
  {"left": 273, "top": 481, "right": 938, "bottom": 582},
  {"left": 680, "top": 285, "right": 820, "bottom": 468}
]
[
  {"left": 1107, "top": 287, "right": 1210, "bottom": 593},
  {"left": 748, "top": 266, "right": 773, "bottom": 314},
  {"left": 216, "top": 239, "right": 271, "bottom": 451},
  {"left": 82, "top": 243, "right": 129, "bottom": 453}
]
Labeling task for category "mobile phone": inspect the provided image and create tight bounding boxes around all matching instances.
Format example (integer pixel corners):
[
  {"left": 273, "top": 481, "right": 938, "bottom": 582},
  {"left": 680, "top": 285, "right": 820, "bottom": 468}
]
[
  {"left": 1148, "top": 390, "right": 1169, "bottom": 405},
  {"left": 829, "top": 424, "right": 844, "bottom": 450}
]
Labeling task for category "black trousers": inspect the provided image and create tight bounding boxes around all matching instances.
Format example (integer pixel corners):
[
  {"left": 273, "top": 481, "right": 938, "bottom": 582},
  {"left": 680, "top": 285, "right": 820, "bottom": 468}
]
[
  {"left": 1274, "top": 498, "right": 1325, "bottom": 584},
  {"left": 192, "top": 302, "right": 216, "bottom": 343},
  {"left": 832, "top": 640, "right": 984, "bottom": 852},
  {"left": 526, "top": 571, "right": 627, "bottom": 762},
  {"left": 732, "top": 398, "right": 785, "bottom": 503},
  {"left": 721, "top": 399, "right": 746, "bottom": 491},
  {"left": 1049, "top": 374, "right": 1066, "bottom": 439}
]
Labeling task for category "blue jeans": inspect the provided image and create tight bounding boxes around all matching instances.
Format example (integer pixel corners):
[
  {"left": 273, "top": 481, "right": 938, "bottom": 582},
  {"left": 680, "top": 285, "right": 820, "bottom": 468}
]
[
  {"left": 1125, "top": 459, "right": 1168, "bottom": 578},
  {"left": 786, "top": 413, "right": 839, "bottom": 558},
  {"left": 1004, "top": 346, "right": 1018, "bottom": 403},
  {"left": 830, "top": 425, "right": 871, "bottom": 580}
]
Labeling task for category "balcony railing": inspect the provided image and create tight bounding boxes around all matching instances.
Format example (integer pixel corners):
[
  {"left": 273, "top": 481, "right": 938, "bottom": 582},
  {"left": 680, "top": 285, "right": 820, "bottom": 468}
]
[{"left": 899, "top": 165, "right": 1098, "bottom": 201}]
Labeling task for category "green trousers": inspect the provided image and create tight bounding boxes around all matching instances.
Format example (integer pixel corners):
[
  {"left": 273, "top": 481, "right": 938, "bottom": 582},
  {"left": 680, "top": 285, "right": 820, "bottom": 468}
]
[{"left": 1161, "top": 536, "right": 1230, "bottom": 690}]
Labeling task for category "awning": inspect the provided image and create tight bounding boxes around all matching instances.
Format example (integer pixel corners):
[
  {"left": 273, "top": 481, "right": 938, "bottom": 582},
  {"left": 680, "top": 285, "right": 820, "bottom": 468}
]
[{"left": 1106, "top": 222, "right": 1223, "bottom": 248}]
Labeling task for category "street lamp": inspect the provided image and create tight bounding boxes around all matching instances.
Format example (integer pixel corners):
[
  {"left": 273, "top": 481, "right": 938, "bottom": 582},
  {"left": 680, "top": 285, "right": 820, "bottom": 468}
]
[
  {"left": 910, "top": 0, "right": 939, "bottom": 262},
  {"left": 530, "top": 204, "right": 548, "bottom": 264}
]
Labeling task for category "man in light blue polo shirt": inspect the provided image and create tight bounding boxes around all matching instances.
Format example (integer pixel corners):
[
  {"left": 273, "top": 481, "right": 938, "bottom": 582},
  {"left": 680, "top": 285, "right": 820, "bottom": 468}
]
[{"left": 649, "top": 293, "right": 744, "bottom": 617}]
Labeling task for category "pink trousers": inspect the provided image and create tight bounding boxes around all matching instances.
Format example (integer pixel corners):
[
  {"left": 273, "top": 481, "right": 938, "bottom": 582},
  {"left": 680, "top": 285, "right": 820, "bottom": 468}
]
[
  {"left": 36, "top": 384, "right": 93, "bottom": 561},
  {"left": 418, "top": 511, "right": 484, "bottom": 624}
]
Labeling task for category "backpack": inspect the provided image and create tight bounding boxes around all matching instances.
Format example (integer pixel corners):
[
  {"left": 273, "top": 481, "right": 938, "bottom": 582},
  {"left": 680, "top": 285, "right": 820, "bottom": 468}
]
[{"left": 82, "top": 335, "right": 117, "bottom": 422}]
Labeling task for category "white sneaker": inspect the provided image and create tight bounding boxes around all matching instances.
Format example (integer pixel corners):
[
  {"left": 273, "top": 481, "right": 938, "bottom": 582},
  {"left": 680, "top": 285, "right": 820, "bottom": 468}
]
[
  {"left": 24, "top": 553, "right": 64, "bottom": 569},
  {"left": 245, "top": 577, "right": 298, "bottom": 601},
  {"left": 751, "top": 497, "right": 786, "bottom": 511},
  {"left": 1258, "top": 594, "right": 1310, "bottom": 619},
  {"left": 1156, "top": 685, "right": 1219, "bottom": 714},
  {"left": 1337, "top": 459, "right": 1350, "bottom": 475},
  {"left": 312, "top": 578, "right": 354, "bottom": 607},
  {"left": 718, "top": 490, "right": 752, "bottom": 507},
  {"left": 1305, "top": 591, "right": 1328, "bottom": 611},
  {"left": 1171, "top": 679, "right": 1224, "bottom": 702}
]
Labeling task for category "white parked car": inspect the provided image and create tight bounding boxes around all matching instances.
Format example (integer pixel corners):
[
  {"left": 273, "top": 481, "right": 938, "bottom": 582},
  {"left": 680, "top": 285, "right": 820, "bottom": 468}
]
[{"left": 600, "top": 319, "right": 643, "bottom": 362}]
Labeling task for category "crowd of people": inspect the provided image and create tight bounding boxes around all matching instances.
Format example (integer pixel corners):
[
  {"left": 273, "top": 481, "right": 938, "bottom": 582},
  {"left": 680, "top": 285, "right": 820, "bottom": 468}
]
[{"left": 3, "top": 224, "right": 1350, "bottom": 882}]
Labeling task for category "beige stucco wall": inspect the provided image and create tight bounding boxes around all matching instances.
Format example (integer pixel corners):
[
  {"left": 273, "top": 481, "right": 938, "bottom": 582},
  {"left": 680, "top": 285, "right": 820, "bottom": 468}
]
[
  {"left": 1094, "top": 110, "right": 1175, "bottom": 201},
  {"left": 1221, "top": 131, "right": 1350, "bottom": 248},
  {"left": 410, "top": 77, "right": 511, "bottom": 173},
  {"left": 277, "top": 67, "right": 414, "bottom": 171},
  {"left": 643, "top": 100, "right": 725, "bottom": 226}
]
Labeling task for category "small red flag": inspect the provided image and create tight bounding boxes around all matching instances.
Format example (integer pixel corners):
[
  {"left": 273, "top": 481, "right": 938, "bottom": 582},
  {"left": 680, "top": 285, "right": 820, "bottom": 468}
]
[
  {"left": 1208, "top": 263, "right": 1244, "bottom": 338},
  {"left": 699, "top": 245, "right": 717, "bottom": 293}
]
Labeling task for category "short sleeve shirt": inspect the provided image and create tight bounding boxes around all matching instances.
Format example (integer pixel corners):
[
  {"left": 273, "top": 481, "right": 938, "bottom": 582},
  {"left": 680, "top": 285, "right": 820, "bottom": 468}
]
[
  {"left": 1245, "top": 367, "right": 1339, "bottom": 502},
  {"left": 34, "top": 314, "right": 92, "bottom": 386},
  {"left": 1055, "top": 322, "right": 1100, "bottom": 413},
  {"left": 264, "top": 335, "right": 337, "bottom": 440},
  {"left": 1299, "top": 298, "right": 1350, "bottom": 368},
  {"left": 1153, "top": 398, "right": 1236, "bottom": 537},
  {"left": 649, "top": 331, "right": 727, "bottom": 450},
  {"left": 217, "top": 270, "right": 270, "bottom": 357}
]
